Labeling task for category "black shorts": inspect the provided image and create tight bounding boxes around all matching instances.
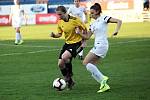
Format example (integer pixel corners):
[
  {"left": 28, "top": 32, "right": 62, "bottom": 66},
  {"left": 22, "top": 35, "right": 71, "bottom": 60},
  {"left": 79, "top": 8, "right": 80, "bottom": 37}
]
[{"left": 59, "top": 41, "right": 83, "bottom": 59}]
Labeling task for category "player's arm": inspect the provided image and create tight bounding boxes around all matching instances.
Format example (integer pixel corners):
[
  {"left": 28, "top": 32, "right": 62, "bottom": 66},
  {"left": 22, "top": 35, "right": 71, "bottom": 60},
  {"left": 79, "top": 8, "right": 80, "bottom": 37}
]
[
  {"left": 80, "top": 30, "right": 93, "bottom": 40},
  {"left": 50, "top": 32, "right": 62, "bottom": 38},
  {"left": 9, "top": 6, "right": 13, "bottom": 24},
  {"left": 67, "top": 7, "right": 71, "bottom": 14},
  {"left": 22, "top": 10, "right": 27, "bottom": 25},
  {"left": 83, "top": 10, "right": 88, "bottom": 24},
  {"left": 75, "top": 26, "right": 92, "bottom": 40},
  {"left": 50, "top": 22, "right": 63, "bottom": 38},
  {"left": 108, "top": 17, "right": 122, "bottom": 36},
  {"left": 9, "top": 14, "right": 12, "bottom": 24}
]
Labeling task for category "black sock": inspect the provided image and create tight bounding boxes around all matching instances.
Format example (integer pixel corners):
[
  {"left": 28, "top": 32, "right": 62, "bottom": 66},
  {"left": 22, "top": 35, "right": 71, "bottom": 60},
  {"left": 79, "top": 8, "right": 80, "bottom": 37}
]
[
  {"left": 60, "top": 68, "right": 67, "bottom": 76},
  {"left": 65, "top": 62, "right": 73, "bottom": 77}
]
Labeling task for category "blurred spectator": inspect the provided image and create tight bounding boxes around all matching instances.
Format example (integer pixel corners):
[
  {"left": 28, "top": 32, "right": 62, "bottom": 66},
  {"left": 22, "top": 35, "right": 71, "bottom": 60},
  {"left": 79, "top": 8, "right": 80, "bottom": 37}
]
[
  {"left": 36, "top": 0, "right": 48, "bottom": 4},
  {"left": 143, "top": 0, "right": 149, "bottom": 11}
]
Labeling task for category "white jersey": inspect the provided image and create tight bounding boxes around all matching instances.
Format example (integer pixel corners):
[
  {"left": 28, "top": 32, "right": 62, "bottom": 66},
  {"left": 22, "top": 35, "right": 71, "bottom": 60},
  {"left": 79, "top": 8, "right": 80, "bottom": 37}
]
[
  {"left": 67, "top": 5, "right": 86, "bottom": 22},
  {"left": 89, "top": 15, "right": 111, "bottom": 58},
  {"left": 10, "top": 5, "right": 24, "bottom": 27},
  {"left": 90, "top": 15, "right": 111, "bottom": 45}
]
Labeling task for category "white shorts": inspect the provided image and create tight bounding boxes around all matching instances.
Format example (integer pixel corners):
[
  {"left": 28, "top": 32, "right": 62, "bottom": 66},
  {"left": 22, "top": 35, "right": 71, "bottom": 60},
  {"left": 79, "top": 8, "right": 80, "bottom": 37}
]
[
  {"left": 90, "top": 44, "right": 108, "bottom": 58},
  {"left": 12, "top": 18, "right": 22, "bottom": 28}
]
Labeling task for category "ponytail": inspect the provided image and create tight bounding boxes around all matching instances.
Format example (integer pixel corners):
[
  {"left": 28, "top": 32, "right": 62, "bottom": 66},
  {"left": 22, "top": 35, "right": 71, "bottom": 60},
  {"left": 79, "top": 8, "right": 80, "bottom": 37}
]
[{"left": 90, "top": 3, "right": 102, "bottom": 14}]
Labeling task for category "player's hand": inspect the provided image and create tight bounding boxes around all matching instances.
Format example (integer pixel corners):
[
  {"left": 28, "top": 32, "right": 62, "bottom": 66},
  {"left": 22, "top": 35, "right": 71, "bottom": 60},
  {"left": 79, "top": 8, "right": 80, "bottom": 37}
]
[
  {"left": 111, "top": 32, "right": 118, "bottom": 37},
  {"left": 50, "top": 32, "right": 55, "bottom": 38},
  {"left": 8, "top": 19, "right": 11, "bottom": 24},
  {"left": 75, "top": 27, "right": 80, "bottom": 34},
  {"left": 84, "top": 20, "right": 88, "bottom": 24}
]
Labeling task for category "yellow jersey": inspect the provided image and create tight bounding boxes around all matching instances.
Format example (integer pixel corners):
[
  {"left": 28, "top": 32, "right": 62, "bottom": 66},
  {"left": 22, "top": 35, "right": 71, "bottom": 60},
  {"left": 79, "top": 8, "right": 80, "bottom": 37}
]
[{"left": 57, "top": 15, "right": 86, "bottom": 44}]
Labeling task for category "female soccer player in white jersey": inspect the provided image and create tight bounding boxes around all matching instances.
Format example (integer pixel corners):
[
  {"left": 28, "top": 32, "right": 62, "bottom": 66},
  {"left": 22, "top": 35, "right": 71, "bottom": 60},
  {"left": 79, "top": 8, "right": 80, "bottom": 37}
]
[
  {"left": 9, "top": 0, "right": 27, "bottom": 45},
  {"left": 67, "top": 0, "right": 88, "bottom": 60},
  {"left": 76, "top": 3, "right": 122, "bottom": 93}
]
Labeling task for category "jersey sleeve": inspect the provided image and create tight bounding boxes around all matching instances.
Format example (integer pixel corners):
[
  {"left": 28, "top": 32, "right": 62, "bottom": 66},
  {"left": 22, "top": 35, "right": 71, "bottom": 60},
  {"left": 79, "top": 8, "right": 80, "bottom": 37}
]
[
  {"left": 82, "top": 7, "right": 86, "bottom": 13},
  {"left": 103, "top": 16, "right": 111, "bottom": 23},
  {"left": 75, "top": 18, "right": 86, "bottom": 30},
  {"left": 57, "top": 21, "right": 63, "bottom": 33},
  {"left": 10, "top": 6, "right": 13, "bottom": 14},
  {"left": 67, "top": 7, "right": 71, "bottom": 14},
  {"left": 89, "top": 24, "right": 94, "bottom": 32}
]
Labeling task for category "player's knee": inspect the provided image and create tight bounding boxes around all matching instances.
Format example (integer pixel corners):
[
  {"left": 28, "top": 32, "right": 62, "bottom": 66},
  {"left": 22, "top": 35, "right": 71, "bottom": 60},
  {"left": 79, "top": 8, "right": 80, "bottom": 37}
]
[
  {"left": 82, "top": 60, "right": 88, "bottom": 65},
  {"left": 58, "top": 59, "right": 65, "bottom": 69},
  {"left": 16, "top": 29, "right": 20, "bottom": 33}
]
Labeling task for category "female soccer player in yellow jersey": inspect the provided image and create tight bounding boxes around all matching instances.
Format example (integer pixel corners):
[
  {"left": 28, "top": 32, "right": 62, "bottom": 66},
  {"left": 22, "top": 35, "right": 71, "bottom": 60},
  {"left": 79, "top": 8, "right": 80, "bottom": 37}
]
[
  {"left": 9, "top": 0, "right": 27, "bottom": 45},
  {"left": 50, "top": 6, "right": 87, "bottom": 90}
]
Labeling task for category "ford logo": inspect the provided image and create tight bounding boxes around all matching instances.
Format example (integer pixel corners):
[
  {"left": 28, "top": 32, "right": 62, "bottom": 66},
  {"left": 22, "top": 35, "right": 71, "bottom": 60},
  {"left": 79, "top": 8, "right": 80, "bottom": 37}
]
[{"left": 31, "top": 5, "right": 45, "bottom": 13}]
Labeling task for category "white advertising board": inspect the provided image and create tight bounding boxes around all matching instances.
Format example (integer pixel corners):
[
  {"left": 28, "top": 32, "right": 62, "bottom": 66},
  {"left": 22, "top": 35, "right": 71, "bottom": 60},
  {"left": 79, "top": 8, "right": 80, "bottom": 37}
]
[
  {"left": 22, "top": 4, "right": 48, "bottom": 14},
  {"left": 0, "top": 5, "right": 11, "bottom": 15}
]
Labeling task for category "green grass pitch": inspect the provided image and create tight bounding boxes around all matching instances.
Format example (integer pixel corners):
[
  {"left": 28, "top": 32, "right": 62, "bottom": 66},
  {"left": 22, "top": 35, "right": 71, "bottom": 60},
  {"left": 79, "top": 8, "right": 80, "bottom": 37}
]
[{"left": 0, "top": 22, "right": 150, "bottom": 100}]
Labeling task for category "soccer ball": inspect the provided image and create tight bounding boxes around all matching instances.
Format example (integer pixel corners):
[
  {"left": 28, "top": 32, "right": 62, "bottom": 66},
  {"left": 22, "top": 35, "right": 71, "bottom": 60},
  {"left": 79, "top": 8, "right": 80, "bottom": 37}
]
[{"left": 53, "top": 78, "right": 66, "bottom": 91}]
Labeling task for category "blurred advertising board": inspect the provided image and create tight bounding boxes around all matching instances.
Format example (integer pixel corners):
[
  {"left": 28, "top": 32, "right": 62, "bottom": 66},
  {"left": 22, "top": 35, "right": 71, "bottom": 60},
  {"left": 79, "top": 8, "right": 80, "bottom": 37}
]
[
  {"left": 36, "top": 13, "right": 59, "bottom": 24},
  {"left": 0, "top": 14, "right": 36, "bottom": 26},
  {"left": 23, "top": 14, "right": 36, "bottom": 25},
  {"left": 0, "top": 5, "right": 11, "bottom": 15},
  {"left": 84, "top": 0, "right": 134, "bottom": 10},
  {"left": 0, "top": 15, "right": 9, "bottom": 26},
  {"left": 22, "top": 4, "right": 48, "bottom": 14},
  {"left": 0, "top": 4, "right": 47, "bottom": 15},
  {"left": 104, "top": 10, "right": 143, "bottom": 22}
]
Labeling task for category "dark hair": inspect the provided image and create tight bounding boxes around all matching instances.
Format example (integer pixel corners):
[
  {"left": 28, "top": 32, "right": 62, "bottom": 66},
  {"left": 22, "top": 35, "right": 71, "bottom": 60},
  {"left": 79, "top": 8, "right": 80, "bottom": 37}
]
[
  {"left": 90, "top": 3, "right": 102, "bottom": 14},
  {"left": 56, "top": 6, "right": 67, "bottom": 13}
]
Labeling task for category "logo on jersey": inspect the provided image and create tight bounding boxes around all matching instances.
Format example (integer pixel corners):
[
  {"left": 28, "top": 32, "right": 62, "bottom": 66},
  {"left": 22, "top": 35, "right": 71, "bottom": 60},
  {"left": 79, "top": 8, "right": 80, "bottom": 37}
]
[{"left": 69, "top": 49, "right": 72, "bottom": 51}]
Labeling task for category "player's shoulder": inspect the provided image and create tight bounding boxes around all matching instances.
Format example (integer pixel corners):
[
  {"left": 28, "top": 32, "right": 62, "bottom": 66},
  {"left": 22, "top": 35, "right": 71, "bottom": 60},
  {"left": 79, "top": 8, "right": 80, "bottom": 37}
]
[
  {"left": 101, "top": 15, "right": 110, "bottom": 19},
  {"left": 11, "top": 5, "right": 15, "bottom": 9},
  {"left": 80, "top": 6, "right": 85, "bottom": 9},
  {"left": 69, "top": 5, "right": 76, "bottom": 10},
  {"left": 69, "top": 15, "right": 77, "bottom": 20},
  {"left": 97, "top": 15, "right": 111, "bottom": 22},
  {"left": 57, "top": 20, "right": 63, "bottom": 25},
  {"left": 79, "top": 6, "right": 86, "bottom": 11}
]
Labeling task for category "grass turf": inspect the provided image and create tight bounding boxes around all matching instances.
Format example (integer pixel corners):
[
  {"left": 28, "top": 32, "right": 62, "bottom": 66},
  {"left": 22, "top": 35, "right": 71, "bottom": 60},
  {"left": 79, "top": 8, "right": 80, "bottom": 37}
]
[{"left": 0, "top": 22, "right": 150, "bottom": 100}]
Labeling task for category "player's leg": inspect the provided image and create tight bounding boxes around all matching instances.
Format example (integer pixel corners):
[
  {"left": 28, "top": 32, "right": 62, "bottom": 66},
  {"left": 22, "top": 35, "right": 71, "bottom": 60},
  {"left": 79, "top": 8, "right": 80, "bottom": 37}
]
[
  {"left": 64, "top": 42, "right": 82, "bottom": 89},
  {"left": 14, "top": 27, "right": 20, "bottom": 44},
  {"left": 65, "top": 61, "right": 75, "bottom": 90},
  {"left": 58, "top": 45, "right": 68, "bottom": 82},
  {"left": 83, "top": 52, "right": 104, "bottom": 83},
  {"left": 14, "top": 27, "right": 23, "bottom": 45},
  {"left": 65, "top": 57, "right": 73, "bottom": 77},
  {"left": 78, "top": 40, "right": 86, "bottom": 60},
  {"left": 78, "top": 50, "right": 83, "bottom": 60},
  {"left": 83, "top": 52, "right": 110, "bottom": 92},
  {"left": 60, "top": 50, "right": 75, "bottom": 90}
]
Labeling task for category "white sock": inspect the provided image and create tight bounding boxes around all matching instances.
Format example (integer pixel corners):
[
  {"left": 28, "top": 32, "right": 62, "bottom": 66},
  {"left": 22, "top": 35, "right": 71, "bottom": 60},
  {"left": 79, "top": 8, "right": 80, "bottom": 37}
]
[
  {"left": 78, "top": 50, "right": 83, "bottom": 56},
  {"left": 16, "top": 32, "right": 22, "bottom": 41},
  {"left": 16, "top": 32, "right": 20, "bottom": 41},
  {"left": 86, "top": 63, "right": 104, "bottom": 83}
]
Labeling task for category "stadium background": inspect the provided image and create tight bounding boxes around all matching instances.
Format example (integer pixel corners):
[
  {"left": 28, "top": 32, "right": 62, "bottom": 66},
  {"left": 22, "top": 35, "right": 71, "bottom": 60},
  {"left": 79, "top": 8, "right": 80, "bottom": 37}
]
[{"left": 0, "top": 0, "right": 150, "bottom": 26}]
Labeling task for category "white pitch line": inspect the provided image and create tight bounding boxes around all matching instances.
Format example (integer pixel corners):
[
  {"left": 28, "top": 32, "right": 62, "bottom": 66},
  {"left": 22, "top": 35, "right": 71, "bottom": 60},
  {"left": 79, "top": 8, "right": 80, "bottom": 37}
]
[
  {"left": 0, "top": 49, "right": 60, "bottom": 57},
  {"left": 0, "top": 39, "right": 149, "bottom": 57},
  {"left": 110, "top": 39, "right": 150, "bottom": 45},
  {"left": 0, "top": 43, "right": 58, "bottom": 48}
]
